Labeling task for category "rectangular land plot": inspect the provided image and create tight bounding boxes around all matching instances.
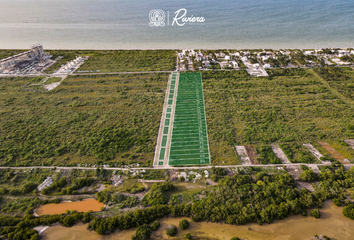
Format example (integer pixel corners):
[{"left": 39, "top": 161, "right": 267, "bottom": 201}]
[
  {"left": 169, "top": 72, "right": 210, "bottom": 165},
  {"left": 161, "top": 136, "right": 168, "bottom": 147}
]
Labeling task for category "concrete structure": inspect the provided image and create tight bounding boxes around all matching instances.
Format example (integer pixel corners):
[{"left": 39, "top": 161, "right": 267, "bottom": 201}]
[
  {"left": 0, "top": 45, "right": 53, "bottom": 74},
  {"left": 37, "top": 177, "right": 53, "bottom": 191},
  {"left": 0, "top": 45, "right": 43, "bottom": 72}
]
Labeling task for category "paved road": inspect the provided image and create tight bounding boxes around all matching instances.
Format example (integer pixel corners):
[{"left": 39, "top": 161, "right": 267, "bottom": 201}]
[{"left": 0, "top": 163, "right": 352, "bottom": 171}]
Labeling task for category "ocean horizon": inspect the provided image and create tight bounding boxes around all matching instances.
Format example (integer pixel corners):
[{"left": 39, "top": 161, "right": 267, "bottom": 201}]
[{"left": 0, "top": 0, "right": 354, "bottom": 49}]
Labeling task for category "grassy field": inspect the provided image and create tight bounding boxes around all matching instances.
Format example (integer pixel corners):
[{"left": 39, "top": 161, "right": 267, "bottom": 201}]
[
  {"left": 314, "top": 66, "right": 354, "bottom": 101},
  {"left": 44, "top": 77, "right": 62, "bottom": 85},
  {"left": 0, "top": 49, "right": 28, "bottom": 60},
  {"left": 202, "top": 68, "right": 354, "bottom": 165},
  {"left": 77, "top": 50, "right": 176, "bottom": 72},
  {"left": 43, "top": 50, "right": 177, "bottom": 74},
  {"left": 0, "top": 73, "right": 168, "bottom": 166}
]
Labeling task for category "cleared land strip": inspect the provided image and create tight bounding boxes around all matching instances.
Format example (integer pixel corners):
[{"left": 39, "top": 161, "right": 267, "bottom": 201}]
[
  {"left": 153, "top": 72, "right": 178, "bottom": 167},
  {"left": 169, "top": 72, "right": 210, "bottom": 165},
  {"left": 344, "top": 139, "right": 354, "bottom": 149},
  {"left": 235, "top": 146, "right": 251, "bottom": 165},
  {"left": 319, "top": 142, "right": 350, "bottom": 164},
  {"left": 271, "top": 144, "right": 291, "bottom": 164},
  {"left": 303, "top": 143, "right": 327, "bottom": 163}
]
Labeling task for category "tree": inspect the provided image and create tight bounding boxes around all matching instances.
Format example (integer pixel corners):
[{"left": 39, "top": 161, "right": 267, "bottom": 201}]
[
  {"left": 61, "top": 215, "right": 75, "bottom": 227},
  {"left": 135, "top": 224, "right": 151, "bottom": 240},
  {"left": 179, "top": 219, "right": 189, "bottom": 230},
  {"left": 343, "top": 203, "right": 354, "bottom": 219},
  {"left": 179, "top": 176, "right": 185, "bottom": 182},
  {"left": 185, "top": 233, "right": 192, "bottom": 239},
  {"left": 165, "top": 225, "right": 177, "bottom": 236},
  {"left": 230, "top": 238, "right": 240, "bottom": 240},
  {"left": 151, "top": 220, "right": 160, "bottom": 231},
  {"left": 300, "top": 169, "right": 317, "bottom": 182},
  {"left": 0, "top": 187, "right": 8, "bottom": 194},
  {"left": 210, "top": 174, "right": 218, "bottom": 182},
  {"left": 21, "top": 182, "right": 38, "bottom": 194},
  {"left": 310, "top": 209, "right": 320, "bottom": 218},
  {"left": 332, "top": 198, "right": 341, "bottom": 207}
]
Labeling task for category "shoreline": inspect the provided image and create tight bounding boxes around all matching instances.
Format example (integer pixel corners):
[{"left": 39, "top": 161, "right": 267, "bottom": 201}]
[{"left": 0, "top": 46, "right": 353, "bottom": 51}]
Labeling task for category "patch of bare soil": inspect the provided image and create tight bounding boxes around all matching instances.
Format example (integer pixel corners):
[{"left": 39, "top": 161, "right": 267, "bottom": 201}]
[
  {"left": 296, "top": 181, "right": 315, "bottom": 192},
  {"left": 319, "top": 142, "right": 350, "bottom": 164},
  {"left": 244, "top": 145, "right": 260, "bottom": 165},
  {"left": 285, "top": 165, "right": 301, "bottom": 180},
  {"left": 206, "top": 179, "right": 217, "bottom": 186},
  {"left": 344, "top": 139, "right": 354, "bottom": 150}
]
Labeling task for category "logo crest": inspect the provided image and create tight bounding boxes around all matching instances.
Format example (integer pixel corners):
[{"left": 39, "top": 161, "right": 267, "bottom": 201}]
[{"left": 149, "top": 9, "right": 165, "bottom": 27}]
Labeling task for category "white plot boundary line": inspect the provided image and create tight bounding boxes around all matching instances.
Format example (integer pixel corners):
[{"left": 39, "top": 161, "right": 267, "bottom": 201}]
[{"left": 153, "top": 72, "right": 178, "bottom": 167}]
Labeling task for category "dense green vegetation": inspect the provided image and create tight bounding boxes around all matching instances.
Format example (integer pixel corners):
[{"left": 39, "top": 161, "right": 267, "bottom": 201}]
[
  {"left": 0, "top": 49, "right": 28, "bottom": 61},
  {"left": 203, "top": 69, "right": 354, "bottom": 165},
  {"left": 3, "top": 165, "right": 354, "bottom": 239},
  {"left": 310, "top": 209, "right": 321, "bottom": 218},
  {"left": 165, "top": 224, "right": 178, "bottom": 236},
  {"left": 151, "top": 220, "right": 160, "bottom": 231},
  {"left": 0, "top": 73, "right": 167, "bottom": 166},
  {"left": 279, "top": 143, "right": 316, "bottom": 163},
  {"left": 314, "top": 66, "right": 354, "bottom": 101},
  {"left": 255, "top": 145, "right": 281, "bottom": 164},
  {"left": 133, "top": 224, "right": 151, "bottom": 240},
  {"left": 45, "top": 49, "right": 176, "bottom": 74},
  {"left": 77, "top": 50, "right": 176, "bottom": 72},
  {"left": 179, "top": 219, "right": 189, "bottom": 229}
]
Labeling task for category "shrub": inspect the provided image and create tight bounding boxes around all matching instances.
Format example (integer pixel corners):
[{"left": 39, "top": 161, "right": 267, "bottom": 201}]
[
  {"left": 185, "top": 233, "right": 192, "bottom": 239},
  {"left": 301, "top": 210, "right": 307, "bottom": 216},
  {"left": 333, "top": 198, "right": 341, "bottom": 206},
  {"left": 179, "top": 219, "right": 189, "bottom": 230},
  {"left": 135, "top": 224, "right": 151, "bottom": 240},
  {"left": 21, "top": 182, "right": 38, "bottom": 194},
  {"left": 0, "top": 187, "right": 8, "bottom": 194},
  {"left": 151, "top": 220, "right": 160, "bottom": 231},
  {"left": 230, "top": 237, "right": 240, "bottom": 240},
  {"left": 210, "top": 174, "right": 218, "bottom": 182},
  {"left": 165, "top": 225, "right": 177, "bottom": 236},
  {"left": 343, "top": 203, "right": 354, "bottom": 219},
  {"left": 9, "top": 188, "right": 20, "bottom": 195},
  {"left": 310, "top": 209, "right": 320, "bottom": 218},
  {"left": 300, "top": 169, "right": 317, "bottom": 182}
]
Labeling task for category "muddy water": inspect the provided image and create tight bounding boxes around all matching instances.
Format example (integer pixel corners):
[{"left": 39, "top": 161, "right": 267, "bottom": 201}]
[
  {"left": 42, "top": 201, "right": 354, "bottom": 240},
  {"left": 36, "top": 199, "right": 104, "bottom": 216}
]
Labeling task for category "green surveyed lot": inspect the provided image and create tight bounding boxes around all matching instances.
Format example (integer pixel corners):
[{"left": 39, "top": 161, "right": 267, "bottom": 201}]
[
  {"left": 169, "top": 72, "right": 210, "bottom": 165},
  {"left": 0, "top": 73, "right": 168, "bottom": 166},
  {"left": 203, "top": 68, "right": 354, "bottom": 165}
]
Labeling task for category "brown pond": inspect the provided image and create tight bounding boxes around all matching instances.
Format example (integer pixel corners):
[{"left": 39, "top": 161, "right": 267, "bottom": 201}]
[
  {"left": 35, "top": 199, "right": 104, "bottom": 216},
  {"left": 41, "top": 201, "right": 354, "bottom": 240}
]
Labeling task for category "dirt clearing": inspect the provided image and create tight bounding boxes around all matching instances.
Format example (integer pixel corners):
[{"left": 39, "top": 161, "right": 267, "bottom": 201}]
[
  {"left": 235, "top": 146, "right": 251, "bottom": 165},
  {"left": 319, "top": 142, "right": 350, "bottom": 164},
  {"left": 271, "top": 144, "right": 291, "bottom": 164},
  {"left": 244, "top": 145, "right": 260, "bottom": 165}
]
